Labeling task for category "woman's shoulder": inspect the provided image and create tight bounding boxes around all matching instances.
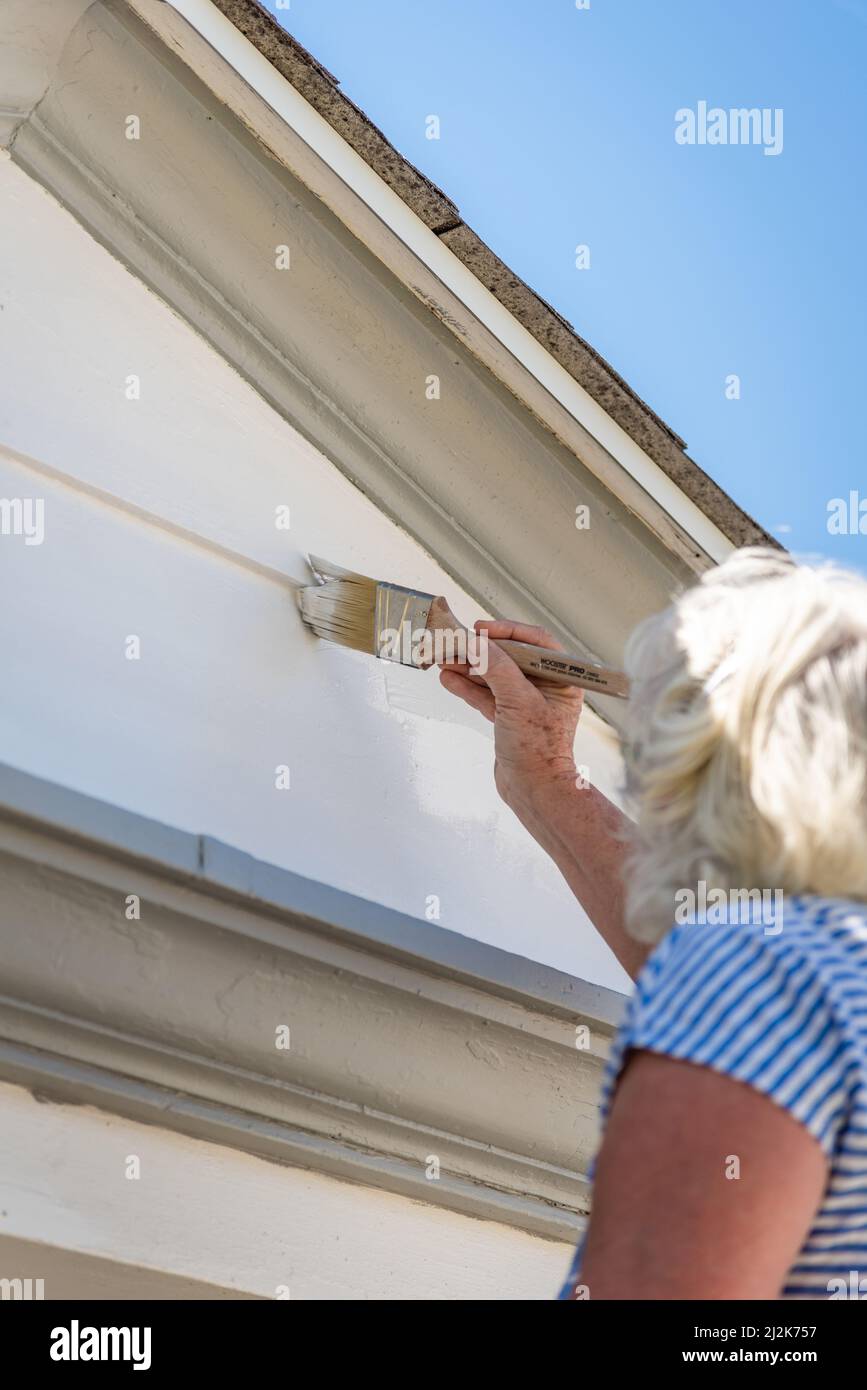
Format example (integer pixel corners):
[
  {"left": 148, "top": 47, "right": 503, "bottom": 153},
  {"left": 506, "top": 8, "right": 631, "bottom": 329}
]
[
  {"left": 643, "top": 893, "right": 867, "bottom": 984},
  {"left": 608, "top": 895, "right": 867, "bottom": 1156}
]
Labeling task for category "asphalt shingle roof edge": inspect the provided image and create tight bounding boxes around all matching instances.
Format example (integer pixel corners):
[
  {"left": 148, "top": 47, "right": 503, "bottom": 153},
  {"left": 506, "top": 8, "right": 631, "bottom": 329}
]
[{"left": 208, "top": 0, "right": 777, "bottom": 552}]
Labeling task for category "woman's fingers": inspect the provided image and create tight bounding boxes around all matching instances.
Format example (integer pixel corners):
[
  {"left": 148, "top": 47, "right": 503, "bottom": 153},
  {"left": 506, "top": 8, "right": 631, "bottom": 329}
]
[
  {"left": 438, "top": 617, "right": 564, "bottom": 716},
  {"left": 474, "top": 637, "right": 543, "bottom": 709},
  {"left": 475, "top": 618, "right": 564, "bottom": 652},
  {"left": 439, "top": 666, "right": 496, "bottom": 722}
]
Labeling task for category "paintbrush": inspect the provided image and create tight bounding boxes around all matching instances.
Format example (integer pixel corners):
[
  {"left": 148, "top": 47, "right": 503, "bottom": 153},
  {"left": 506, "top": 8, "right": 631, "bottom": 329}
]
[{"left": 298, "top": 556, "right": 629, "bottom": 698}]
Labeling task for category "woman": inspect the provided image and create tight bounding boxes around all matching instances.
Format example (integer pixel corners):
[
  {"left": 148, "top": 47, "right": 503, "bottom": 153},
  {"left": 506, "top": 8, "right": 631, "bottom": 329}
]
[{"left": 440, "top": 548, "right": 867, "bottom": 1300}]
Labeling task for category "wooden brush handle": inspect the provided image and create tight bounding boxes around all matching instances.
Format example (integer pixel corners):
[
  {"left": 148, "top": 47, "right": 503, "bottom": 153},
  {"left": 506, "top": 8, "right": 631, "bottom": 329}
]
[
  {"left": 494, "top": 640, "right": 629, "bottom": 699},
  {"left": 426, "top": 597, "right": 628, "bottom": 699}
]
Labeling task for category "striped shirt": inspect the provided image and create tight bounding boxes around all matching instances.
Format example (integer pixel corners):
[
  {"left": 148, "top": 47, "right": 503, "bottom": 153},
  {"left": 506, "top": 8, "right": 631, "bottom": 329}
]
[{"left": 560, "top": 895, "right": 867, "bottom": 1300}]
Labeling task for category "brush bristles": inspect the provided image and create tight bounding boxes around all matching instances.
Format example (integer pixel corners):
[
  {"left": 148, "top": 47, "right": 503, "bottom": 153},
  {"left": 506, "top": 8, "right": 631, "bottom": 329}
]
[{"left": 298, "top": 576, "right": 378, "bottom": 654}]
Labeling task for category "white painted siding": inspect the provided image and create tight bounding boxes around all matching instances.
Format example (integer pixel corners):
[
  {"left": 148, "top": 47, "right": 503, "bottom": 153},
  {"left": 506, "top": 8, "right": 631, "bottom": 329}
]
[{"left": 0, "top": 158, "right": 629, "bottom": 992}]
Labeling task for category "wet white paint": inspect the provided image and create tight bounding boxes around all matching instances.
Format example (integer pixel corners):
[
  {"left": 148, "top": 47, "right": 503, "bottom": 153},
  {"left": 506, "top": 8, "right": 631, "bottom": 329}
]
[{"left": 0, "top": 160, "right": 630, "bottom": 991}]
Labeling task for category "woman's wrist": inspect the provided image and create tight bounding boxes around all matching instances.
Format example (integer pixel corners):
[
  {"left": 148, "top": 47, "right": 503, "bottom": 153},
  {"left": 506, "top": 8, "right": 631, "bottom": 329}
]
[{"left": 496, "top": 761, "right": 583, "bottom": 834}]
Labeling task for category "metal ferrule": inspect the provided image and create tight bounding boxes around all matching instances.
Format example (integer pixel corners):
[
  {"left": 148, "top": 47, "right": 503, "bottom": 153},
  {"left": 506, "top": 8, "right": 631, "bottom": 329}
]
[{"left": 375, "top": 583, "right": 435, "bottom": 666}]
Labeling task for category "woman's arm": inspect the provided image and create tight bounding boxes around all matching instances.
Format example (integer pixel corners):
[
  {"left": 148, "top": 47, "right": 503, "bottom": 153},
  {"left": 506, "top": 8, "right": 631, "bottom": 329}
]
[
  {"left": 577, "top": 1051, "right": 828, "bottom": 1299},
  {"left": 439, "top": 618, "right": 650, "bottom": 980}
]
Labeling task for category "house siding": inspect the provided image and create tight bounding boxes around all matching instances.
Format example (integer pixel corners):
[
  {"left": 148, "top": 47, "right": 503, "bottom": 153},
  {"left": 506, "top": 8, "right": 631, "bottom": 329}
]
[{"left": 0, "top": 157, "right": 629, "bottom": 990}]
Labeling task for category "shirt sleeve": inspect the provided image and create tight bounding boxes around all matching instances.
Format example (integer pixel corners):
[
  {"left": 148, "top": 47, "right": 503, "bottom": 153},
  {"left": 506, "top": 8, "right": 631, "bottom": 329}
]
[{"left": 603, "top": 920, "right": 853, "bottom": 1158}]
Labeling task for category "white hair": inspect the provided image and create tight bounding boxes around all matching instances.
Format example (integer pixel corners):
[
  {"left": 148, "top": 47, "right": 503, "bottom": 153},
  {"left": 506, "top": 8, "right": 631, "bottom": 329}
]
[{"left": 622, "top": 547, "right": 867, "bottom": 943}]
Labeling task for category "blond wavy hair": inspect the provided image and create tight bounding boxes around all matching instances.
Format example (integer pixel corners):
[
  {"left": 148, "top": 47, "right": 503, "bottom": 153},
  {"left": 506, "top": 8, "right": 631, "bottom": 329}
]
[{"left": 623, "top": 547, "right": 867, "bottom": 943}]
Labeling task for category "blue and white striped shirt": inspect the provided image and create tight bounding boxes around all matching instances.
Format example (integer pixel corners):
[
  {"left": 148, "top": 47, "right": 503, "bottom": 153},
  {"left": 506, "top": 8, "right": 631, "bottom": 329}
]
[{"left": 560, "top": 896, "right": 867, "bottom": 1300}]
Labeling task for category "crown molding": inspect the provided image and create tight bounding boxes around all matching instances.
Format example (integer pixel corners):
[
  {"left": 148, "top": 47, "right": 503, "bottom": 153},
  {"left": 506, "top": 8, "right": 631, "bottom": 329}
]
[
  {"left": 0, "top": 1, "right": 95, "bottom": 149},
  {"left": 0, "top": 762, "right": 624, "bottom": 1242}
]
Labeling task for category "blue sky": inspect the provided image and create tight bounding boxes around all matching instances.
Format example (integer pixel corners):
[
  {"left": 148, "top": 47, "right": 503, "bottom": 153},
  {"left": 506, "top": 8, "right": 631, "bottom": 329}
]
[{"left": 262, "top": 0, "right": 867, "bottom": 568}]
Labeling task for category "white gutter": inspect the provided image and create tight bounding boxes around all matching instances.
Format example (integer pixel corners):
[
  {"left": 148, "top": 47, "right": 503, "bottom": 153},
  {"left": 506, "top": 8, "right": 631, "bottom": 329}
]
[{"left": 165, "top": 0, "right": 732, "bottom": 564}]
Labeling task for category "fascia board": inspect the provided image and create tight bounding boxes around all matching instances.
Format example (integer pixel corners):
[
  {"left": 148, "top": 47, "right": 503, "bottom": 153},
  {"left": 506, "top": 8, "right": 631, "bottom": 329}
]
[{"left": 141, "top": 0, "right": 734, "bottom": 567}]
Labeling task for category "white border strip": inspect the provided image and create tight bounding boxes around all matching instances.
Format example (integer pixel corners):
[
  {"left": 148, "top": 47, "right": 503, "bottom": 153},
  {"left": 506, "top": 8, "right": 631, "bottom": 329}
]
[{"left": 166, "top": 0, "right": 732, "bottom": 563}]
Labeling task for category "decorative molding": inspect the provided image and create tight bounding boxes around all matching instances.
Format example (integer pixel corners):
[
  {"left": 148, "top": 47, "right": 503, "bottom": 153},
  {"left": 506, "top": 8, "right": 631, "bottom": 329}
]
[
  {"left": 0, "top": 1083, "right": 574, "bottom": 1298},
  {"left": 0, "top": 763, "right": 624, "bottom": 1242},
  {"left": 0, "top": 1, "right": 95, "bottom": 149},
  {"left": 0, "top": 108, "right": 27, "bottom": 147}
]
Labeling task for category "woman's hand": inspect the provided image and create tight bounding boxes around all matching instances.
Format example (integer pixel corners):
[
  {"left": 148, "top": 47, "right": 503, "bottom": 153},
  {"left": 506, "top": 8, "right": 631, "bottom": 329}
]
[{"left": 438, "top": 619, "right": 583, "bottom": 811}]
